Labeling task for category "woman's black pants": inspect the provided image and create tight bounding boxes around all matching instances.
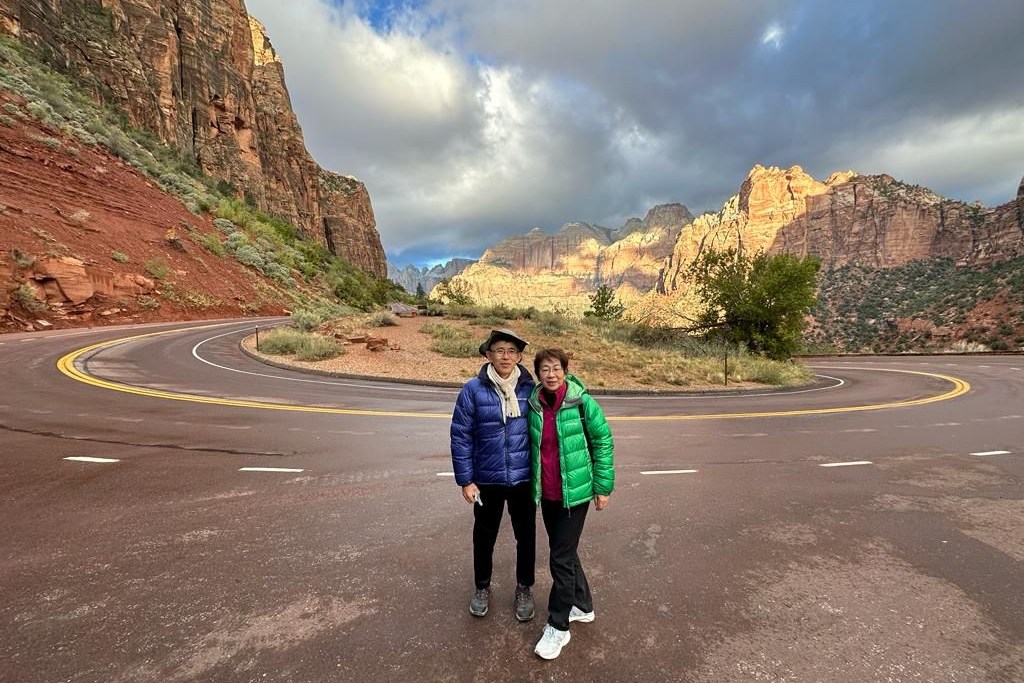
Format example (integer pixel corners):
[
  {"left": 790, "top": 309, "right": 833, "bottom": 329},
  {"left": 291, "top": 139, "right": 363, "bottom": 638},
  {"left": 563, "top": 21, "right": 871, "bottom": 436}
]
[
  {"left": 473, "top": 482, "right": 536, "bottom": 589},
  {"left": 541, "top": 498, "right": 593, "bottom": 630}
]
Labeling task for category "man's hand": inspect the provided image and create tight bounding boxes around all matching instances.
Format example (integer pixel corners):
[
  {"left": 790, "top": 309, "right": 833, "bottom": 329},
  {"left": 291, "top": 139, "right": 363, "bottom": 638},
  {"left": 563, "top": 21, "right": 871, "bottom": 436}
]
[
  {"left": 594, "top": 494, "right": 609, "bottom": 511},
  {"left": 462, "top": 483, "right": 480, "bottom": 505}
]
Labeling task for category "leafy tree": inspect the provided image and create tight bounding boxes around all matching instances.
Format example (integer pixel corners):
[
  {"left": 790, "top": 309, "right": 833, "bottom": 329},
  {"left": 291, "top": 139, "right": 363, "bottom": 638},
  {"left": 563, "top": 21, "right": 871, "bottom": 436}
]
[
  {"left": 434, "top": 277, "right": 474, "bottom": 305},
  {"left": 584, "top": 283, "right": 625, "bottom": 320},
  {"left": 689, "top": 248, "right": 820, "bottom": 359},
  {"left": 415, "top": 281, "right": 426, "bottom": 300}
]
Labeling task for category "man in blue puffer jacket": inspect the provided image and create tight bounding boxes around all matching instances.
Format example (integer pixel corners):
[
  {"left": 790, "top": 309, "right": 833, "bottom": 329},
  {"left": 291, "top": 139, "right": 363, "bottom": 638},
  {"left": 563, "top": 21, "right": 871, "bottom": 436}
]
[{"left": 451, "top": 328, "right": 537, "bottom": 622}]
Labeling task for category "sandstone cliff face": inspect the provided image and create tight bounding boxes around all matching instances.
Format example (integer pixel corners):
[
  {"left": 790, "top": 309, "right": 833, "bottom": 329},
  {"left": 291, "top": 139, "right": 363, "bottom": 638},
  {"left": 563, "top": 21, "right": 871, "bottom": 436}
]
[
  {"left": 448, "top": 204, "right": 693, "bottom": 309},
  {"left": 657, "top": 165, "right": 1024, "bottom": 297},
  {"left": 249, "top": 18, "right": 385, "bottom": 277},
  {"left": 0, "top": 0, "right": 385, "bottom": 277}
]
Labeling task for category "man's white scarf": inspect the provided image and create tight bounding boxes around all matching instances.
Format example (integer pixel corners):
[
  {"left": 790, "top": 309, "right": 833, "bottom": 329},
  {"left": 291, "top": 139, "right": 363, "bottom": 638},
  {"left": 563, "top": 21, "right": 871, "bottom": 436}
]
[{"left": 487, "top": 364, "right": 522, "bottom": 420}]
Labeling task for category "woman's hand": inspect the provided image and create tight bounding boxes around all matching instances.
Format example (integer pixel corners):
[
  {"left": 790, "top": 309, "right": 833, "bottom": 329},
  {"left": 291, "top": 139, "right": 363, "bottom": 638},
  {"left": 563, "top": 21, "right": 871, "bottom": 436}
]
[
  {"left": 462, "top": 483, "right": 480, "bottom": 505},
  {"left": 594, "top": 494, "right": 609, "bottom": 511}
]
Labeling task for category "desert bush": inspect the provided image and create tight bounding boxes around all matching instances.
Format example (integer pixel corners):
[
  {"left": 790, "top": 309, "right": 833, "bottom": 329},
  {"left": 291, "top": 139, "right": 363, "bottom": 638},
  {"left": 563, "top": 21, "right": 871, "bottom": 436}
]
[
  {"left": 291, "top": 308, "right": 323, "bottom": 332},
  {"left": 420, "top": 322, "right": 470, "bottom": 340},
  {"left": 469, "top": 314, "right": 508, "bottom": 327},
  {"left": 261, "top": 262, "right": 294, "bottom": 286},
  {"left": 31, "top": 133, "right": 61, "bottom": 151},
  {"left": 15, "top": 283, "right": 46, "bottom": 312},
  {"left": 111, "top": 251, "right": 129, "bottom": 263},
  {"left": 0, "top": 114, "right": 14, "bottom": 127},
  {"left": 234, "top": 244, "right": 265, "bottom": 270},
  {"left": 137, "top": 295, "right": 159, "bottom": 309},
  {"left": 369, "top": 310, "right": 398, "bottom": 327},
  {"left": 258, "top": 327, "right": 307, "bottom": 354},
  {"left": 144, "top": 256, "right": 169, "bottom": 280},
  {"left": 212, "top": 218, "right": 235, "bottom": 235},
  {"left": 444, "top": 303, "right": 483, "bottom": 319},
  {"left": 225, "top": 231, "right": 249, "bottom": 252},
  {"left": 198, "top": 234, "right": 225, "bottom": 257},
  {"left": 12, "top": 249, "right": 35, "bottom": 267},
  {"left": 295, "top": 334, "right": 343, "bottom": 361},
  {"left": 531, "top": 310, "right": 575, "bottom": 335},
  {"left": 431, "top": 337, "right": 480, "bottom": 357},
  {"left": 259, "top": 328, "right": 343, "bottom": 360}
]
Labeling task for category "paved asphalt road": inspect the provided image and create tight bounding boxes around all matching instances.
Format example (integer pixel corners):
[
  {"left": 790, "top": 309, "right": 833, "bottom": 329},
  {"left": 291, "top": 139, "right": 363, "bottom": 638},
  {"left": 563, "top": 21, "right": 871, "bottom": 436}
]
[{"left": 1, "top": 319, "right": 1022, "bottom": 683}]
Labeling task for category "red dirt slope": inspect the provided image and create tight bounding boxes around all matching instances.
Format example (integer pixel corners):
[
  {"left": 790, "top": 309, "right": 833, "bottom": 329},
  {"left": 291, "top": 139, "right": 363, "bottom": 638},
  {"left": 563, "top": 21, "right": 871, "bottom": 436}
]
[{"left": 0, "top": 91, "right": 290, "bottom": 333}]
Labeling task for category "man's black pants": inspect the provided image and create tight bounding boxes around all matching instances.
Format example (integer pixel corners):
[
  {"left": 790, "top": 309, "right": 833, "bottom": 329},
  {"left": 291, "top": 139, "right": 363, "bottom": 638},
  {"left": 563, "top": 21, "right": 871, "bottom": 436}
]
[
  {"left": 473, "top": 482, "right": 536, "bottom": 589},
  {"left": 541, "top": 498, "right": 593, "bottom": 630}
]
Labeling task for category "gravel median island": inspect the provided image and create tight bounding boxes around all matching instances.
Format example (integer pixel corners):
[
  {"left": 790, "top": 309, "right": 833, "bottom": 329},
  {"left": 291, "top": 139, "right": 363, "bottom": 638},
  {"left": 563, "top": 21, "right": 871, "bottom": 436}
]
[
  {"left": 239, "top": 315, "right": 787, "bottom": 393},
  {"left": 242, "top": 316, "right": 483, "bottom": 386}
]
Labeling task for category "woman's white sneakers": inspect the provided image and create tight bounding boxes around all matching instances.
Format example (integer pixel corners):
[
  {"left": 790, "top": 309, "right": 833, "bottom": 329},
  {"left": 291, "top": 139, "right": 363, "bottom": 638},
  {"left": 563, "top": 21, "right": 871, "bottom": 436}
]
[
  {"left": 568, "top": 606, "right": 595, "bottom": 623},
  {"left": 534, "top": 624, "right": 571, "bottom": 660}
]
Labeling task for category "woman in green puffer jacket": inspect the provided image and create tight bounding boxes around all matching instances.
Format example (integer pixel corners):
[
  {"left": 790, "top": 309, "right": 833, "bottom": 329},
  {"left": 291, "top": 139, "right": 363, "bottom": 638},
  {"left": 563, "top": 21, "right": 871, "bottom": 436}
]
[{"left": 527, "top": 348, "right": 614, "bottom": 660}]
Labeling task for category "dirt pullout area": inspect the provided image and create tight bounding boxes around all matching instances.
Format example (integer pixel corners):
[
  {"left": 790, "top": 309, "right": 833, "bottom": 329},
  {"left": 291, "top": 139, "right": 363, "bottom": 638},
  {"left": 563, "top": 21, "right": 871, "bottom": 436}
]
[{"left": 0, "top": 91, "right": 288, "bottom": 333}]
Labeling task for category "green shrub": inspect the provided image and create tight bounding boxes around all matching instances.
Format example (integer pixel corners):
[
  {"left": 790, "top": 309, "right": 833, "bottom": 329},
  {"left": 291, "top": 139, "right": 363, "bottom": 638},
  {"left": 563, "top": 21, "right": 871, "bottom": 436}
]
[
  {"left": 31, "top": 134, "right": 61, "bottom": 151},
  {"left": 224, "top": 231, "right": 249, "bottom": 253},
  {"left": 259, "top": 328, "right": 343, "bottom": 360},
  {"left": 431, "top": 337, "right": 480, "bottom": 357},
  {"left": 295, "top": 334, "right": 343, "bottom": 361},
  {"left": 470, "top": 314, "right": 507, "bottom": 327},
  {"left": 420, "top": 322, "right": 469, "bottom": 340},
  {"left": 370, "top": 310, "right": 398, "bottom": 327},
  {"left": 445, "top": 303, "right": 481, "bottom": 318},
  {"left": 137, "top": 295, "right": 159, "bottom": 309},
  {"left": 259, "top": 327, "right": 307, "bottom": 354},
  {"left": 111, "top": 251, "right": 129, "bottom": 263},
  {"left": 234, "top": 244, "right": 265, "bottom": 270},
  {"left": 212, "top": 218, "right": 235, "bottom": 235},
  {"left": 262, "top": 262, "right": 293, "bottom": 285},
  {"left": 531, "top": 310, "right": 574, "bottom": 335},
  {"left": 291, "top": 308, "right": 323, "bottom": 331},
  {"left": 144, "top": 256, "right": 170, "bottom": 280},
  {"left": 0, "top": 114, "right": 13, "bottom": 127},
  {"left": 199, "top": 234, "right": 225, "bottom": 257},
  {"left": 12, "top": 249, "right": 35, "bottom": 267},
  {"left": 15, "top": 283, "right": 47, "bottom": 312}
]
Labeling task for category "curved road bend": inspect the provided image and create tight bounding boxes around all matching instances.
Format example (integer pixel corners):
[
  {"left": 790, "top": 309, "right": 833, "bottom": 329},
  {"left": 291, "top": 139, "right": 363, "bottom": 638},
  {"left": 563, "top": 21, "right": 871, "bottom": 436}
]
[{"left": 1, "top": 320, "right": 1021, "bottom": 682}]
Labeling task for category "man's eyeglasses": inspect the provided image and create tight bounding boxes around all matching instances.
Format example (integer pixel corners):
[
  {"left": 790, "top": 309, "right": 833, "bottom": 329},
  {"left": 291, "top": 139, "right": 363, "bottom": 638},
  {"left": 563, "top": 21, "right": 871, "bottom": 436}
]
[{"left": 488, "top": 348, "right": 521, "bottom": 357}]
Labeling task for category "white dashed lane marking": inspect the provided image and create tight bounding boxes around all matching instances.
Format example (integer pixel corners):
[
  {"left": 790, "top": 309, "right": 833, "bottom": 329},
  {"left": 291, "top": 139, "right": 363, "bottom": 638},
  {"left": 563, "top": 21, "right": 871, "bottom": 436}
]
[
  {"left": 820, "top": 461, "right": 873, "bottom": 468},
  {"left": 64, "top": 456, "right": 120, "bottom": 463},
  {"left": 436, "top": 472, "right": 456, "bottom": 477},
  {"left": 972, "top": 450, "right": 1011, "bottom": 457},
  {"left": 239, "top": 467, "right": 304, "bottom": 473}
]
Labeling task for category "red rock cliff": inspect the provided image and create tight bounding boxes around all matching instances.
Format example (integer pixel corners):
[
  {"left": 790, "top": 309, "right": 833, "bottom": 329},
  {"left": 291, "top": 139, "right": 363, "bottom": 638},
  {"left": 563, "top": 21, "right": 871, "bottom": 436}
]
[
  {"left": 0, "top": 0, "right": 386, "bottom": 277},
  {"left": 657, "top": 165, "right": 1024, "bottom": 296}
]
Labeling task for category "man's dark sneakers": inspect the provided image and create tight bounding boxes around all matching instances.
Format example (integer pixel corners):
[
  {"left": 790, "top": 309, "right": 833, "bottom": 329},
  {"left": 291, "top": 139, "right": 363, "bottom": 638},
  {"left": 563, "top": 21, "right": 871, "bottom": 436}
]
[
  {"left": 514, "top": 584, "right": 535, "bottom": 622},
  {"left": 470, "top": 587, "right": 490, "bottom": 617}
]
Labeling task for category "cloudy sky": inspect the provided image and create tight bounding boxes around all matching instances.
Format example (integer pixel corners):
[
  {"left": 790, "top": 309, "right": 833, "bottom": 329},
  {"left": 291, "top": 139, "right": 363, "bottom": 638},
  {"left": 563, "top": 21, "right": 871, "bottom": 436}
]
[{"left": 244, "top": 0, "right": 1024, "bottom": 267}]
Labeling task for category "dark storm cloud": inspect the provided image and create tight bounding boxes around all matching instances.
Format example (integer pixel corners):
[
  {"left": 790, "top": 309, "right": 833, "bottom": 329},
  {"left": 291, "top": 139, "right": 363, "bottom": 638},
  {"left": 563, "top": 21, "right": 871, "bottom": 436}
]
[{"left": 244, "top": 0, "right": 1024, "bottom": 265}]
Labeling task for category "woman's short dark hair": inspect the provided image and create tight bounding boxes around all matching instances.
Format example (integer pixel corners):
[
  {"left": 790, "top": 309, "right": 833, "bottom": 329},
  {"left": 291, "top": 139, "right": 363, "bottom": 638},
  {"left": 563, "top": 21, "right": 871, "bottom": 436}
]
[{"left": 533, "top": 347, "right": 570, "bottom": 376}]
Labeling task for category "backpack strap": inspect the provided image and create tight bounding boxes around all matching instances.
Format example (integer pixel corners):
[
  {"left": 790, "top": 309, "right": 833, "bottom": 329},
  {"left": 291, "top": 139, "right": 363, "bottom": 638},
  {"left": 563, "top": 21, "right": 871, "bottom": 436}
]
[{"left": 579, "top": 402, "right": 592, "bottom": 457}]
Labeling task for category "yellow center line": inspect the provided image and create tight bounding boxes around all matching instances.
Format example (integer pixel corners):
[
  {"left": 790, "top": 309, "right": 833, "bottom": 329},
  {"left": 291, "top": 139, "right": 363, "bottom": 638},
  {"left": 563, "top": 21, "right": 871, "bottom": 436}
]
[{"left": 57, "top": 331, "right": 971, "bottom": 421}]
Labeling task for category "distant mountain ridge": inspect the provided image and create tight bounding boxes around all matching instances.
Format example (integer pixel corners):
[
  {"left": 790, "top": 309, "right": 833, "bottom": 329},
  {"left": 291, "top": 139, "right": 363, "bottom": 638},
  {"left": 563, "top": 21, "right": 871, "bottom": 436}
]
[
  {"left": 387, "top": 258, "right": 476, "bottom": 295},
  {"left": 440, "top": 164, "right": 1023, "bottom": 349},
  {"left": 435, "top": 203, "right": 693, "bottom": 311}
]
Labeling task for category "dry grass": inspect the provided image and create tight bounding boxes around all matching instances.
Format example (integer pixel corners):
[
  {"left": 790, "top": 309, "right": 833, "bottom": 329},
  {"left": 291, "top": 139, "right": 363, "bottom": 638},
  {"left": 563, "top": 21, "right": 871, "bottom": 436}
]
[{"left": 246, "top": 313, "right": 812, "bottom": 390}]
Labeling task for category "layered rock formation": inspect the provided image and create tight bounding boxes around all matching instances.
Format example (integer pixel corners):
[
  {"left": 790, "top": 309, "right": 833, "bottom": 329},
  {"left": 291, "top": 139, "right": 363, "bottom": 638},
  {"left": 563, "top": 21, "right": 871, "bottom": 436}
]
[
  {"left": 0, "top": 1, "right": 385, "bottom": 276},
  {"left": 387, "top": 258, "right": 476, "bottom": 295},
  {"left": 443, "top": 204, "right": 693, "bottom": 309},
  {"left": 641, "top": 164, "right": 1024, "bottom": 326},
  {"left": 662, "top": 166, "right": 1023, "bottom": 285}
]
